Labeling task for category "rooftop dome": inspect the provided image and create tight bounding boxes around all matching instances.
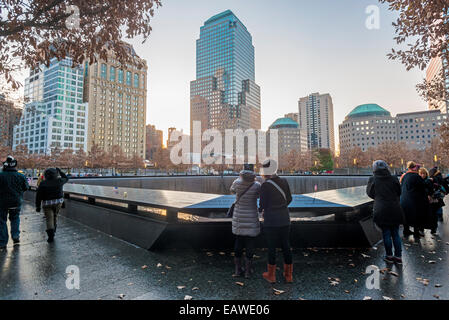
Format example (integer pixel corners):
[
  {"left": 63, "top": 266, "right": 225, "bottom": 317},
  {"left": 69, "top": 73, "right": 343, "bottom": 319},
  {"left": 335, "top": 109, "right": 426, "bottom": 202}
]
[
  {"left": 346, "top": 104, "right": 391, "bottom": 119},
  {"left": 269, "top": 118, "right": 299, "bottom": 129}
]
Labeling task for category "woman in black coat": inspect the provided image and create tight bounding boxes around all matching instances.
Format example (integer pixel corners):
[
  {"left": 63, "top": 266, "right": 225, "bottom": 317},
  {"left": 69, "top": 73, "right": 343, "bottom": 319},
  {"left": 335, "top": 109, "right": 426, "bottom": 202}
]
[
  {"left": 367, "top": 160, "right": 404, "bottom": 264},
  {"left": 400, "top": 162, "right": 428, "bottom": 239}
]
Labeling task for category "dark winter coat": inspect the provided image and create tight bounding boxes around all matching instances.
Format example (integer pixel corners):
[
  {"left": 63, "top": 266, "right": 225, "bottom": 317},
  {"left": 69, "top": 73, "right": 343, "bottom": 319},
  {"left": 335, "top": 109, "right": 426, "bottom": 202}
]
[
  {"left": 259, "top": 175, "right": 292, "bottom": 228},
  {"left": 400, "top": 172, "right": 428, "bottom": 227},
  {"left": 36, "top": 168, "right": 69, "bottom": 209},
  {"left": 0, "top": 167, "right": 29, "bottom": 209},
  {"left": 366, "top": 168, "right": 404, "bottom": 227},
  {"left": 230, "top": 171, "right": 261, "bottom": 237}
]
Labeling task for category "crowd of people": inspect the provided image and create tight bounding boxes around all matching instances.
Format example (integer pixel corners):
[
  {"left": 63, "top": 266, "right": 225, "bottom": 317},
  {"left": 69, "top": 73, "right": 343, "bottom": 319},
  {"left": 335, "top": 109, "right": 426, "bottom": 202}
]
[
  {"left": 1, "top": 154, "right": 448, "bottom": 285},
  {"left": 367, "top": 160, "right": 448, "bottom": 264}
]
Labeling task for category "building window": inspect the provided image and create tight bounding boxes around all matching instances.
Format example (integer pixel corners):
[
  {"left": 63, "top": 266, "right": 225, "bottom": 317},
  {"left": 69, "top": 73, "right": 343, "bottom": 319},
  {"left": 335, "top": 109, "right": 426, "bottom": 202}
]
[
  {"left": 118, "top": 70, "right": 124, "bottom": 84},
  {"left": 110, "top": 66, "right": 116, "bottom": 82},
  {"left": 126, "top": 71, "right": 132, "bottom": 86},
  {"left": 100, "top": 64, "right": 107, "bottom": 79}
]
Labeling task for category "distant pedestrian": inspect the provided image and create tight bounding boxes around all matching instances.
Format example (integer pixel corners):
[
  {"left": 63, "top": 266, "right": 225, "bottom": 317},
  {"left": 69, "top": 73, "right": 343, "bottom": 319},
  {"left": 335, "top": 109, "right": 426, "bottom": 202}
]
[
  {"left": 36, "top": 174, "right": 44, "bottom": 187},
  {"left": 35, "top": 168, "right": 69, "bottom": 243},
  {"left": 429, "top": 167, "right": 447, "bottom": 223},
  {"left": 367, "top": 160, "right": 404, "bottom": 264},
  {"left": 0, "top": 156, "right": 29, "bottom": 249},
  {"left": 229, "top": 164, "right": 261, "bottom": 278},
  {"left": 259, "top": 159, "right": 293, "bottom": 284},
  {"left": 400, "top": 161, "right": 428, "bottom": 239}
]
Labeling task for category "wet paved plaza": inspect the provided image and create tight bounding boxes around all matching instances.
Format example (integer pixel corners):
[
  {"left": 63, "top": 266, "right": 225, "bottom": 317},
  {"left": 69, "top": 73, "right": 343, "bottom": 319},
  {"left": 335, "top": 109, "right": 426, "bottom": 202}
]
[{"left": 1, "top": 200, "right": 448, "bottom": 300}]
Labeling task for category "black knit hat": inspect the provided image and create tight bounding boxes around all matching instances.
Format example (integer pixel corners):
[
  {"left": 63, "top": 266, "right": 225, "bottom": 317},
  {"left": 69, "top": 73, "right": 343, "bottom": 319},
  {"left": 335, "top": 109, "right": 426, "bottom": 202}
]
[{"left": 3, "top": 156, "right": 17, "bottom": 169}]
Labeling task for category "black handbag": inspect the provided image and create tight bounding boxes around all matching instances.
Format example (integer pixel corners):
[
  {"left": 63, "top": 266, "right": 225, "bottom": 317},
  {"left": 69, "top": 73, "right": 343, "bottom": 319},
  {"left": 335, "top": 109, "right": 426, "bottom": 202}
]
[{"left": 227, "top": 183, "right": 255, "bottom": 218}]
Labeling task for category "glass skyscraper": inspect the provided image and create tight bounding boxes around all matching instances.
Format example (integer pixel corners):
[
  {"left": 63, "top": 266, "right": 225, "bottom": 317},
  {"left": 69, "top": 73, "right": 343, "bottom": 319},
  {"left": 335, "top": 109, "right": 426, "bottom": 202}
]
[
  {"left": 13, "top": 58, "right": 88, "bottom": 154},
  {"left": 191, "top": 10, "right": 261, "bottom": 134}
]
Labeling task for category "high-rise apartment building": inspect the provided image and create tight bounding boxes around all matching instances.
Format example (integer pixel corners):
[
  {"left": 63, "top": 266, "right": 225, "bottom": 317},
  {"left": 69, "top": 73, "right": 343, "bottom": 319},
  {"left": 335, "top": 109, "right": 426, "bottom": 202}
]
[
  {"left": 13, "top": 58, "right": 88, "bottom": 154},
  {"left": 339, "top": 104, "right": 447, "bottom": 153},
  {"left": 146, "top": 124, "right": 163, "bottom": 160},
  {"left": 0, "top": 95, "right": 22, "bottom": 147},
  {"left": 426, "top": 56, "right": 449, "bottom": 114},
  {"left": 83, "top": 42, "right": 147, "bottom": 158},
  {"left": 190, "top": 10, "right": 261, "bottom": 136},
  {"left": 298, "top": 93, "right": 335, "bottom": 152}
]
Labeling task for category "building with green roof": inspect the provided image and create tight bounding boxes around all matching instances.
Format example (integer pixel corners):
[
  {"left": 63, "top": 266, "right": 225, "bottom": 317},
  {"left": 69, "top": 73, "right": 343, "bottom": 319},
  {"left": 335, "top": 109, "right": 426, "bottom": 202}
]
[
  {"left": 268, "top": 117, "right": 308, "bottom": 158},
  {"left": 339, "top": 103, "right": 396, "bottom": 153},
  {"left": 338, "top": 103, "right": 447, "bottom": 154}
]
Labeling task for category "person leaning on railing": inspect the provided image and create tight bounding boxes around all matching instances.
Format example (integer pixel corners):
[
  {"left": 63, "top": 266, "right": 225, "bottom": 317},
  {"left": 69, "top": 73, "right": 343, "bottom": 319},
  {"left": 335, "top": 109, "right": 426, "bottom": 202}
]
[{"left": 35, "top": 168, "right": 69, "bottom": 243}]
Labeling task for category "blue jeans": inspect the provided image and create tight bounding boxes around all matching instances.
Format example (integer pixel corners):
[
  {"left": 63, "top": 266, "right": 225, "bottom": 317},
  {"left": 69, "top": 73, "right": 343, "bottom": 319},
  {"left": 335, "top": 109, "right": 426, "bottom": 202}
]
[
  {"left": 0, "top": 207, "right": 21, "bottom": 247},
  {"left": 382, "top": 226, "right": 402, "bottom": 258}
]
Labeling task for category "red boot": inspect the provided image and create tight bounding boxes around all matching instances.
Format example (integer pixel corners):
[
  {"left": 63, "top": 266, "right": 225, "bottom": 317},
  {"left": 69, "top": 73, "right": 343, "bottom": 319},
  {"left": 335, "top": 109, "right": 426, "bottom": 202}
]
[
  {"left": 283, "top": 264, "right": 293, "bottom": 283},
  {"left": 262, "top": 264, "right": 276, "bottom": 283}
]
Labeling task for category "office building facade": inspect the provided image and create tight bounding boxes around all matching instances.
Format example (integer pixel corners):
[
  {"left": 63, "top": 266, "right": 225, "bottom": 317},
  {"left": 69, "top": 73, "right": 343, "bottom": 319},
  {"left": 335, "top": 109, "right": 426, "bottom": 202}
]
[
  {"left": 269, "top": 117, "right": 308, "bottom": 157},
  {"left": 339, "top": 104, "right": 447, "bottom": 153},
  {"left": 146, "top": 124, "right": 163, "bottom": 160},
  {"left": 0, "top": 95, "right": 22, "bottom": 147},
  {"left": 83, "top": 42, "right": 147, "bottom": 158},
  {"left": 426, "top": 56, "right": 449, "bottom": 114},
  {"left": 190, "top": 10, "right": 261, "bottom": 137},
  {"left": 13, "top": 58, "right": 88, "bottom": 154}
]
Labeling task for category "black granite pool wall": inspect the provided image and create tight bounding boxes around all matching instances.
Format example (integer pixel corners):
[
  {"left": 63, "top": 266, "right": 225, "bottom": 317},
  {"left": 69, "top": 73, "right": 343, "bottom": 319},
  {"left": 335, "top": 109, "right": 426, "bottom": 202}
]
[{"left": 70, "top": 176, "right": 370, "bottom": 195}]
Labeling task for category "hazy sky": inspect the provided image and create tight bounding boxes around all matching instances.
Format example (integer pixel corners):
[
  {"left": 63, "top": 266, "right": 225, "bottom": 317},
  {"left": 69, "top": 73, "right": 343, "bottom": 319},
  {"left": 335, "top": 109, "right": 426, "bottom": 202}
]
[{"left": 127, "top": 0, "right": 426, "bottom": 146}]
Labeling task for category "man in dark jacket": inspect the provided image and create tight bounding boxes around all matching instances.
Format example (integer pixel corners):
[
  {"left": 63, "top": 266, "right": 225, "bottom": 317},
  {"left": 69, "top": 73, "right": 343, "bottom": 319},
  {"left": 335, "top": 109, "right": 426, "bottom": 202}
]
[
  {"left": 429, "top": 167, "right": 447, "bottom": 223},
  {"left": 259, "top": 159, "right": 293, "bottom": 284},
  {"left": 36, "top": 167, "right": 68, "bottom": 242},
  {"left": 400, "top": 161, "right": 428, "bottom": 239},
  {"left": 0, "top": 156, "right": 29, "bottom": 249},
  {"left": 367, "top": 160, "right": 404, "bottom": 264}
]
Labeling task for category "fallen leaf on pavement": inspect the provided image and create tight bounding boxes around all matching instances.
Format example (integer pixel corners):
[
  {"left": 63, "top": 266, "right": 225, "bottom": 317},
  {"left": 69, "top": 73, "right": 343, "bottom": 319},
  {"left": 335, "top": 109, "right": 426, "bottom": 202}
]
[
  {"left": 236, "top": 282, "right": 244, "bottom": 287},
  {"left": 361, "top": 254, "right": 370, "bottom": 258},
  {"left": 273, "top": 289, "right": 285, "bottom": 295},
  {"left": 389, "top": 271, "right": 399, "bottom": 277},
  {"left": 118, "top": 294, "right": 125, "bottom": 299},
  {"left": 141, "top": 265, "right": 148, "bottom": 269},
  {"left": 192, "top": 287, "right": 199, "bottom": 291},
  {"left": 379, "top": 268, "right": 389, "bottom": 274},
  {"left": 157, "top": 263, "right": 162, "bottom": 268},
  {"left": 184, "top": 295, "right": 193, "bottom": 300},
  {"left": 433, "top": 295, "right": 440, "bottom": 299},
  {"left": 363, "top": 296, "right": 372, "bottom": 300},
  {"left": 383, "top": 296, "right": 393, "bottom": 300},
  {"left": 435, "top": 284, "right": 442, "bottom": 288},
  {"left": 177, "top": 286, "right": 186, "bottom": 290}
]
